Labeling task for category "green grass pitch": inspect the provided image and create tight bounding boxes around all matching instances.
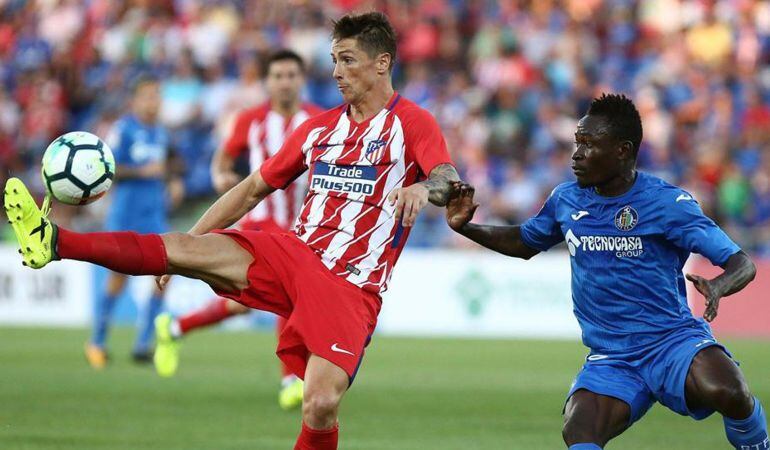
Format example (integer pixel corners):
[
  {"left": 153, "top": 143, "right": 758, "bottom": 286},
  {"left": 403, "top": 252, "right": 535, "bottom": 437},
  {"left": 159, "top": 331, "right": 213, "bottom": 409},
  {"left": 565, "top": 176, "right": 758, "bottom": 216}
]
[{"left": 1, "top": 326, "right": 767, "bottom": 449}]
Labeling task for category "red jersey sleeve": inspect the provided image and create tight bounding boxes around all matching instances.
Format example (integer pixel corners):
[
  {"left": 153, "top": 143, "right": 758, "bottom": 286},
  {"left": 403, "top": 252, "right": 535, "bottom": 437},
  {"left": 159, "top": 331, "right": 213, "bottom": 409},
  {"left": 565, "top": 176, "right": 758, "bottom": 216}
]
[
  {"left": 402, "top": 107, "right": 454, "bottom": 177},
  {"left": 222, "top": 111, "right": 252, "bottom": 158},
  {"left": 259, "top": 121, "right": 311, "bottom": 190}
]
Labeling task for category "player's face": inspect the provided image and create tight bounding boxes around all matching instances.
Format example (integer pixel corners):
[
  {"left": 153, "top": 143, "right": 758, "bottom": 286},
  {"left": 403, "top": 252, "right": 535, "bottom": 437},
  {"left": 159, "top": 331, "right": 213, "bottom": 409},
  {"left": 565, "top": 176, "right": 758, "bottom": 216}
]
[
  {"left": 572, "top": 115, "right": 625, "bottom": 188},
  {"left": 266, "top": 60, "right": 304, "bottom": 107},
  {"left": 331, "top": 38, "right": 380, "bottom": 104},
  {"left": 132, "top": 82, "right": 161, "bottom": 122}
]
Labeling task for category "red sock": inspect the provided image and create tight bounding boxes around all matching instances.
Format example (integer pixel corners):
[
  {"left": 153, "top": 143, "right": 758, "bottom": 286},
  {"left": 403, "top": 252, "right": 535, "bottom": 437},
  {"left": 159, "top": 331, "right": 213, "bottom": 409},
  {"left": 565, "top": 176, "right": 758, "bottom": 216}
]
[
  {"left": 294, "top": 422, "right": 338, "bottom": 450},
  {"left": 56, "top": 228, "right": 167, "bottom": 275},
  {"left": 276, "top": 315, "right": 295, "bottom": 378},
  {"left": 179, "top": 298, "right": 234, "bottom": 334}
]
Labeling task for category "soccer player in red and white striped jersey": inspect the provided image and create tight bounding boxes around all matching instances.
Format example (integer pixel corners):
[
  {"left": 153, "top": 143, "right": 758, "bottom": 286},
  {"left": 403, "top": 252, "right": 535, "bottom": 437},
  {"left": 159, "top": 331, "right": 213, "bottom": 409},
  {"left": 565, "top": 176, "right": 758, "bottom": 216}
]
[
  {"left": 37, "top": 12, "right": 460, "bottom": 449},
  {"left": 154, "top": 50, "right": 322, "bottom": 409}
]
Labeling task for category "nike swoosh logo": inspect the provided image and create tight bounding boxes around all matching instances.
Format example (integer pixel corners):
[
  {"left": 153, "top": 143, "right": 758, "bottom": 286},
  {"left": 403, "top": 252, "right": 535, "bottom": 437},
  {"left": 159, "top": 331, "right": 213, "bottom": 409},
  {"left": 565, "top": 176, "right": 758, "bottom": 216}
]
[
  {"left": 571, "top": 211, "right": 589, "bottom": 221},
  {"left": 331, "top": 343, "right": 355, "bottom": 356},
  {"left": 587, "top": 354, "right": 608, "bottom": 361},
  {"left": 727, "top": 425, "right": 750, "bottom": 433},
  {"left": 676, "top": 194, "right": 693, "bottom": 202}
]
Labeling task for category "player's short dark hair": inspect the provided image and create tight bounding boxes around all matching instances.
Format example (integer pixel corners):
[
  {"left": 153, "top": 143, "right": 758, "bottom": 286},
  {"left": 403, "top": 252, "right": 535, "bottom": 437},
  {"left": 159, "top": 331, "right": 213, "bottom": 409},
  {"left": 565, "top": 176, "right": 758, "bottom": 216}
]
[
  {"left": 332, "top": 12, "right": 397, "bottom": 71},
  {"left": 265, "top": 49, "right": 305, "bottom": 75},
  {"left": 131, "top": 74, "right": 159, "bottom": 94},
  {"left": 587, "top": 93, "right": 643, "bottom": 156}
]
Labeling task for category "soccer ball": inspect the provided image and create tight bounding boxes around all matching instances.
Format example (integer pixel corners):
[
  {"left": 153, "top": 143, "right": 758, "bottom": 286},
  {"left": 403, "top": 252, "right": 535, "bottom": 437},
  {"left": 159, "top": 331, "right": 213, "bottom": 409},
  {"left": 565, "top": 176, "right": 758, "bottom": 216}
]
[{"left": 41, "top": 131, "right": 115, "bottom": 205}]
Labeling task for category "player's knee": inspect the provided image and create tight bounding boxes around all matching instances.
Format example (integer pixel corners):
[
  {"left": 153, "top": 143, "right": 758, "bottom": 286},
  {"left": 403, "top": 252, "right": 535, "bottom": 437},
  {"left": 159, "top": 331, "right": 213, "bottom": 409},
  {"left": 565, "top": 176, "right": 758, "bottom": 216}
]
[
  {"left": 302, "top": 391, "right": 341, "bottom": 428},
  {"left": 707, "top": 379, "right": 753, "bottom": 417},
  {"left": 562, "top": 415, "right": 594, "bottom": 446},
  {"left": 162, "top": 232, "right": 204, "bottom": 268}
]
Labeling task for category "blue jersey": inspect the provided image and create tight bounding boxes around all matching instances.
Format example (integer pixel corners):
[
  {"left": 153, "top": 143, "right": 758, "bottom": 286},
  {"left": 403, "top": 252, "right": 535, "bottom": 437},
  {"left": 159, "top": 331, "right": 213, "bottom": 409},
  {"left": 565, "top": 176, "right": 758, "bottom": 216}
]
[
  {"left": 520, "top": 172, "right": 740, "bottom": 355},
  {"left": 105, "top": 114, "right": 170, "bottom": 233}
]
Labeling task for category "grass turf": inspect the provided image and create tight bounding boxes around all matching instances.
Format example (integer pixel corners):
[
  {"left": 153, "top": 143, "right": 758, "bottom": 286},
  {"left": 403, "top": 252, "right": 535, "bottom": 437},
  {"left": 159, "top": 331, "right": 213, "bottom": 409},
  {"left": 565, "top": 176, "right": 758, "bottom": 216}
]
[{"left": 1, "top": 326, "right": 767, "bottom": 449}]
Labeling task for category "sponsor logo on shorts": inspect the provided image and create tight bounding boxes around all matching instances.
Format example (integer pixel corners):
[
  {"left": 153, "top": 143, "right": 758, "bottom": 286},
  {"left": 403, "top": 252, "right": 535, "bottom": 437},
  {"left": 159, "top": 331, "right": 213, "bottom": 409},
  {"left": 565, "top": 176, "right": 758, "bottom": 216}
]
[
  {"left": 331, "top": 343, "right": 355, "bottom": 356},
  {"left": 311, "top": 162, "right": 377, "bottom": 196}
]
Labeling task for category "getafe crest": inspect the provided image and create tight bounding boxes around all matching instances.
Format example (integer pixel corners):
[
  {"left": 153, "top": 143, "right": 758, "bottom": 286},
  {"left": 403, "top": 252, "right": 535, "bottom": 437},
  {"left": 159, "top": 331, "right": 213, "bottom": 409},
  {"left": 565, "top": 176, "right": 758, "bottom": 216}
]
[
  {"left": 614, "top": 205, "right": 638, "bottom": 231},
  {"left": 364, "top": 139, "right": 387, "bottom": 164}
]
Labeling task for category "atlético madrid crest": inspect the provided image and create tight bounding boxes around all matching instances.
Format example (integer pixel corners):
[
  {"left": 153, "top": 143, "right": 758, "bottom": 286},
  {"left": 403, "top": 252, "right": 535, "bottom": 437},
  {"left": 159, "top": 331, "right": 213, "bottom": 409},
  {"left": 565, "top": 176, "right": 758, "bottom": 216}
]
[
  {"left": 364, "top": 139, "right": 387, "bottom": 164},
  {"left": 614, "top": 205, "right": 638, "bottom": 231}
]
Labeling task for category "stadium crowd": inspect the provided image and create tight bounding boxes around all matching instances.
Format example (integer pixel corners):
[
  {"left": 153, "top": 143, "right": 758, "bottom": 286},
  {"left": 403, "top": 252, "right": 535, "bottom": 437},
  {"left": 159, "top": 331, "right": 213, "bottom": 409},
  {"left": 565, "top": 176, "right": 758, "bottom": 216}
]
[{"left": 1, "top": 0, "right": 769, "bottom": 254}]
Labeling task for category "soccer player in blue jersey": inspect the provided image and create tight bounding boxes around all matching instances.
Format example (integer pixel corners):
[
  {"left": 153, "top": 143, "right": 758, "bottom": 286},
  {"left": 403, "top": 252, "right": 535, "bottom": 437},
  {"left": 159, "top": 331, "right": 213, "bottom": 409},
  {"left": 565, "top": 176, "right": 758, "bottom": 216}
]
[
  {"left": 446, "top": 94, "right": 766, "bottom": 449},
  {"left": 85, "top": 76, "right": 178, "bottom": 368}
]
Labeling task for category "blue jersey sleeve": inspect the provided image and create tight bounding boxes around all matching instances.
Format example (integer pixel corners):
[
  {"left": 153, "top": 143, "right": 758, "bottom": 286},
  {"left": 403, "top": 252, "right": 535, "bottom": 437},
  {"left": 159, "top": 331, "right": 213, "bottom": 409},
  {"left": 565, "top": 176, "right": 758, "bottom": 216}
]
[
  {"left": 664, "top": 192, "right": 740, "bottom": 266},
  {"left": 520, "top": 187, "right": 564, "bottom": 251}
]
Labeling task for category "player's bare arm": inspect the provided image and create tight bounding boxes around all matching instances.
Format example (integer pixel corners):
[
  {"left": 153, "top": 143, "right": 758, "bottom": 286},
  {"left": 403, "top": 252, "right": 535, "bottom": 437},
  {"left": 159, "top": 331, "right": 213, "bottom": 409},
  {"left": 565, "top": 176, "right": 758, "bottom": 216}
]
[
  {"left": 686, "top": 250, "right": 757, "bottom": 322},
  {"left": 210, "top": 146, "right": 241, "bottom": 194},
  {"left": 388, "top": 163, "right": 460, "bottom": 227},
  {"left": 446, "top": 182, "right": 539, "bottom": 259},
  {"left": 189, "top": 170, "right": 275, "bottom": 236}
]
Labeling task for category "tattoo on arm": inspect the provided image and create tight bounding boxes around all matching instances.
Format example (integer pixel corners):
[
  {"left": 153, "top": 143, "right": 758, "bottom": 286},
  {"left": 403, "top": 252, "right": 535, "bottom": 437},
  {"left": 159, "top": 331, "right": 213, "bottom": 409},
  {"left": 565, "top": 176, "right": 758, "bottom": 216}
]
[
  {"left": 419, "top": 163, "right": 460, "bottom": 206},
  {"left": 459, "top": 224, "right": 540, "bottom": 260}
]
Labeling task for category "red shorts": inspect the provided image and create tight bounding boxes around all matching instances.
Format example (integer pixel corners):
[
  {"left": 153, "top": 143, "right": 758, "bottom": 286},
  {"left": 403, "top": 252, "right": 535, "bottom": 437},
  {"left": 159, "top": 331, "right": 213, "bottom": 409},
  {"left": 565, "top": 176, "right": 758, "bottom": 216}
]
[
  {"left": 212, "top": 229, "right": 381, "bottom": 382},
  {"left": 238, "top": 218, "right": 284, "bottom": 233}
]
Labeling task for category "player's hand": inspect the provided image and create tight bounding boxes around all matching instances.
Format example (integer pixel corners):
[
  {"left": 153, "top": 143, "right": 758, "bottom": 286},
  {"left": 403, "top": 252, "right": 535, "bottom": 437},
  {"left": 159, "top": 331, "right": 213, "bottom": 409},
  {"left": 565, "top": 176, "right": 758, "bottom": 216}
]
[
  {"left": 446, "top": 182, "right": 479, "bottom": 231},
  {"left": 388, "top": 184, "right": 429, "bottom": 227},
  {"left": 156, "top": 274, "right": 172, "bottom": 291},
  {"left": 212, "top": 171, "right": 241, "bottom": 194},
  {"left": 686, "top": 273, "right": 721, "bottom": 322}
]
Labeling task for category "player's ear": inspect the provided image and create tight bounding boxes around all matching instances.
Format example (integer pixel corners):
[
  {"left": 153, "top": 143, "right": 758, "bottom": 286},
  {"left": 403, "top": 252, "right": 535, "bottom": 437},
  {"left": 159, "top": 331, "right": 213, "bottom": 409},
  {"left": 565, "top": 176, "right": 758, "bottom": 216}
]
[
  {"left": 618, "top": 140, "right": 634, "bottom": 161},
  {"left": 376, "top": 53, "right": 391, "bottom": 75}
]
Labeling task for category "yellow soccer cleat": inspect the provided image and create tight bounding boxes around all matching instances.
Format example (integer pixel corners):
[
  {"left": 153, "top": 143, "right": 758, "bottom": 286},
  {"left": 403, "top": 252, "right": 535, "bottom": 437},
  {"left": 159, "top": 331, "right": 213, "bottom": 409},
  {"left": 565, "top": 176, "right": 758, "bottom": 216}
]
[
  {"left": 4, "top": 178, "right": 56, "bottom": 269},
  {"left": 84, "top": 343, "right": 108, "bottom": 370},
  {"left": 153, "top": 313, "right": 180, "bottom": 377},
  {"left": 278, "top": 376, "right": 304, "bottom": 411}
]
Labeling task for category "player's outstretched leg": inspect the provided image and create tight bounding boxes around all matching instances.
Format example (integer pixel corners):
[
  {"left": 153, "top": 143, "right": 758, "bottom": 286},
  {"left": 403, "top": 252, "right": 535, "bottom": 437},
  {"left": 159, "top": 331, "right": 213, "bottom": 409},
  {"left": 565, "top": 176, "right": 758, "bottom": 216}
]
[
  {"left": 153, "top": 298, "right": 249, "bottom": 377},
  {"left": 294, "top": 355, "right": 348, "bottom": 450},
  {"left": 562, "top": 390, "right": 631, "bottom": 449},
  {"left": 278, "top": 315, "right": 304, "bottom": 411},
  {"left": 685, "top": 347, "right": 769, "bottom": 449}
]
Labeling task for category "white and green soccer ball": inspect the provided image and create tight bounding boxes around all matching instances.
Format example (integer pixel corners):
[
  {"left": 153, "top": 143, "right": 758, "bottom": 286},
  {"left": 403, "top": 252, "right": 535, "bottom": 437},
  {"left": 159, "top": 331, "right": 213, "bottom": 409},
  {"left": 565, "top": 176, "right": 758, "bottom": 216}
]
[{"left": 41, "top": 131, "right": 115, "bottom": 205}]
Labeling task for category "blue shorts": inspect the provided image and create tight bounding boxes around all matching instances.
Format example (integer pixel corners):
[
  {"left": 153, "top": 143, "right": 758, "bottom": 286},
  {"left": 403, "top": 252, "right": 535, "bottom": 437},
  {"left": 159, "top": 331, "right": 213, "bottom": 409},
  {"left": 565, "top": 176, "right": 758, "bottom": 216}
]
[{"left": 566, "top": 327, "right": 733, "bottom": 424}]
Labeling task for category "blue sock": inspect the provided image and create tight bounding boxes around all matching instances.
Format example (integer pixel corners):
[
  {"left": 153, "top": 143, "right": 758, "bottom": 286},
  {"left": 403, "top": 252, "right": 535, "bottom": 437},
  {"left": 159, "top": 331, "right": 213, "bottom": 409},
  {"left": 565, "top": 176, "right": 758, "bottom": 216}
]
[
  {"left": 90, "top": 293, "right": 118, "bottom": 348},
  {"left": 724, "top": 397, "right": 769, "bottom": 449},
  {"left": 133, "top": 295, "right": 163, "bottom": 354},
  {"left": 569, "top": 444, "right": 602, "bottom": 449}
]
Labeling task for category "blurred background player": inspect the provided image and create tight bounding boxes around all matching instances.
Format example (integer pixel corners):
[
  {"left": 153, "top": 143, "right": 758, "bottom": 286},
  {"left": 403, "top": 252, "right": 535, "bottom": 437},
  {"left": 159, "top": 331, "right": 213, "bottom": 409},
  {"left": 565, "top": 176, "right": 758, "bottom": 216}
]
[
  {"left": 153, "top": 50, "right": 322, "bottom": 410},
  {"left": 85, "top": 76, "right": 183, "bottom": 368}
]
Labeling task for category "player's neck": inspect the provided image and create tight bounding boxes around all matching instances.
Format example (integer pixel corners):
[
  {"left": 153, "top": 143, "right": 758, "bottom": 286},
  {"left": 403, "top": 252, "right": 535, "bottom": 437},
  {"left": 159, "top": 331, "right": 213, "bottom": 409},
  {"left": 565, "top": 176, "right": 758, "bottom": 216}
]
[
  {"left": 134, "top": 112, "right": 156, "bottom": 125},
  {"left": 271, "top": 99, "right": 301, "bottom": 118},
  {"left": 348, "top": 85, "right": 395, "bottom": 123},
  {"left": 594, "top": 170, "right": 637, "bottom": 197}
]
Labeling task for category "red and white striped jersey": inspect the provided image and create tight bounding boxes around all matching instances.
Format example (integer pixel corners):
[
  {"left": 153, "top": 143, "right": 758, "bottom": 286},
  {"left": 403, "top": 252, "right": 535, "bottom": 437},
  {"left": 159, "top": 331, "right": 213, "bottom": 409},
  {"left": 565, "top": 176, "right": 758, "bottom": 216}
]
[
  {"left": 260, "top": 93, "right": 454, "bottom": 294},
  {"left": 223, "top": 101, "right": 323, "bottom": 230}
]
